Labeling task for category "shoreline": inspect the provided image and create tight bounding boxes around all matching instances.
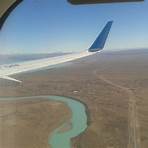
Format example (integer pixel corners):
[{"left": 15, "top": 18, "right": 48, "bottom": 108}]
[
  {"left": 0, "top": 94, "right": 91, "bottom": 126},
  {"left": 0, "top": 95, "right": 90, "bottom": 148}
]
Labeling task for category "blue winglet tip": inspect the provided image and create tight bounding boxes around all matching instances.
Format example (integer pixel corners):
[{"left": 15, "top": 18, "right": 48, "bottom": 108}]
[{"left": 89, "top": 21, "right": 113, "bottom": 52}]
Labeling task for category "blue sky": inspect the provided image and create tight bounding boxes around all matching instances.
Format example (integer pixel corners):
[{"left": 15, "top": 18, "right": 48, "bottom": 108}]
[{"left": 0, "top": 0, "right": 148, "bottom": 54}]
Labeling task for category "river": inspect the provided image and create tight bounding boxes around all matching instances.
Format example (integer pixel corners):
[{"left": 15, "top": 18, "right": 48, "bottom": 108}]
[{"left": 0, "top": 95, "right": 88, "bottom": 148}]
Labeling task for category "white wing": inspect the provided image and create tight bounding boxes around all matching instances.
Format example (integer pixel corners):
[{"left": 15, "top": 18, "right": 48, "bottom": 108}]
[
  {"left": 0, "top": 21, "right": 113, "bottom": 82},
  {"left": 0, "top": 51, "right": 94, "bottom": 82}
]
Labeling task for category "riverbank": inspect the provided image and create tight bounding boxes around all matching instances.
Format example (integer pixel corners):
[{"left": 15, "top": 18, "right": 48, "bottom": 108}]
[
  {"left": 0, "top": 97, "right": 71, "bottom": 148},
  {"left": 0, "top": 95, "right": 88, "bottom": 148}
]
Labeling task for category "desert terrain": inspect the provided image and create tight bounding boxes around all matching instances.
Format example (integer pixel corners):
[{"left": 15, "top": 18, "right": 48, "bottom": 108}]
[
  {"left": 0, "top": 49, "right": 148, "bottom": 148},
  {"left": 0, "top": 98, "right": 71, "bottom": 148}
]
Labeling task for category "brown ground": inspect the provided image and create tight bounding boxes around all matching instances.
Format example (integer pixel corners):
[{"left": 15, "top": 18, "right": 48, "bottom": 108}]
[
  {"left": 0, "top": 98, "right": 71, "bottom": 148},
  {"left": 0, "top": 49, "right": 148, "bottom": 148}
]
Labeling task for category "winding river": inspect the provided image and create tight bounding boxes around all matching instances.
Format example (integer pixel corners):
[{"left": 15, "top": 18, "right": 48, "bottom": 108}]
[{"left": 0, "top": 95, "right": 88, "bottom": 148}]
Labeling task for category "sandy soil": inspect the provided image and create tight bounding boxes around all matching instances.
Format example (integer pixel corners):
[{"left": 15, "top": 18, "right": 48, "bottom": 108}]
[
  {"left": 0, "top": 98, "right": 71, "bottom": 148},
  {"left": 0, "top": 49, "right": 148, "bottom": 148}
]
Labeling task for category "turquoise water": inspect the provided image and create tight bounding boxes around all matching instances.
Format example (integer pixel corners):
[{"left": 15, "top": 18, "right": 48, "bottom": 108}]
[
  {"left": 0, "top": 96, "right": 88, "bottom": 148},
  {"left": 48, "top": 96, "right": 88, "bottom": 148}
]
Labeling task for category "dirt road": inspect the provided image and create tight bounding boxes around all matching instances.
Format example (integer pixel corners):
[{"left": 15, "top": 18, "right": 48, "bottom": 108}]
[{"left": 93, "top": 71, "right": 140, "bottom": 148}]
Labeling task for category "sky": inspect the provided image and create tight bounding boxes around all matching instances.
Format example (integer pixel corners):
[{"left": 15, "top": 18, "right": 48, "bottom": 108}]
[{"left": 0, "top": 0, "right": 148, "bottom": 54}]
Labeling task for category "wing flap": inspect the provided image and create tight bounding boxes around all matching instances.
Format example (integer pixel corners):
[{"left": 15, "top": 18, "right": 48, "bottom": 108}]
[{"left": 0, "top": 76, "right": 22, "bottom": 83}]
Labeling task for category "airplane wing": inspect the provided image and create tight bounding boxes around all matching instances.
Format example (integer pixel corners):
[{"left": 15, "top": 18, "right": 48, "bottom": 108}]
[{"left": 0, "top": 21, "right": 113, "bottom": 82}]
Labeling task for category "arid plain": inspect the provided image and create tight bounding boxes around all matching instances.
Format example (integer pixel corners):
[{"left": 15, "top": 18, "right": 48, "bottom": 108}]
[{"left": 0, "top": 49, "right": 148, "bottom": 148}]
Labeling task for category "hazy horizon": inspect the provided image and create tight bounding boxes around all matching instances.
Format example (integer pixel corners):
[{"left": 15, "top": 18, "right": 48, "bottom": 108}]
[{"left": 0, "top": 48, "right": 148, "bottom": 56}]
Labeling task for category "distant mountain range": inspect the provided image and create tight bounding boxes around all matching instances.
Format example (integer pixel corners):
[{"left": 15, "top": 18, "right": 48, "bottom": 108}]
[
  {"left": 0, "top": 49, "right": 148, "bottom": 65},
  {"left": 0, "top": 52, "right": 69, "bottom": 65},
  {"left": 103, "top": 48, "right": 148, "bottom": 55}
]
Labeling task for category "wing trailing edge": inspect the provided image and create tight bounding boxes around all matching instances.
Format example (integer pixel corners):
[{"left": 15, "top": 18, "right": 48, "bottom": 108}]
[{"left": 0, "top": 76, "right": 22, "bottom": 83}]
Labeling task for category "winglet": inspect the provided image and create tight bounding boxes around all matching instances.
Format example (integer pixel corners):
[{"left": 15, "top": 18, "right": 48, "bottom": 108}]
[{"left": 89, "top": 21, "right": 113, "bottom": 52}]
